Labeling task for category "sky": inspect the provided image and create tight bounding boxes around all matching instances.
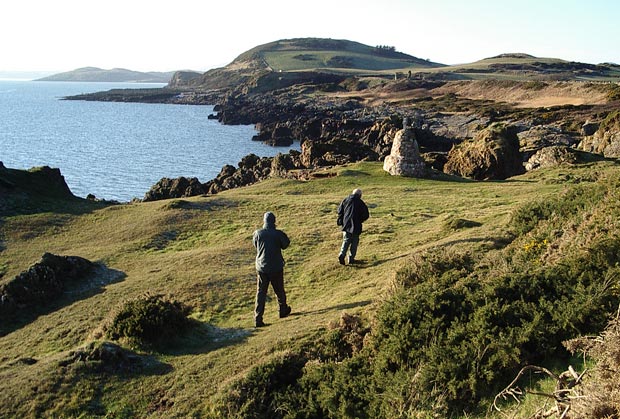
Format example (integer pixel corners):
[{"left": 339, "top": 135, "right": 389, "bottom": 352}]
[{"left": 1, "top": 0, "right": 619, "bottom": 74}]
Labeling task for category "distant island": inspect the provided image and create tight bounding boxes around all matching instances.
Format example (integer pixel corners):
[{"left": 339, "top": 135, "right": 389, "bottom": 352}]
[{"left": 36, "top": 67, "right": 183, "bottom": 83}]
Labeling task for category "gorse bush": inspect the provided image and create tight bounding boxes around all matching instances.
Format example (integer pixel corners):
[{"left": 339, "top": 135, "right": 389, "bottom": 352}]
[{"left": 104, "top": 294, "right": 192, "bottom": 347}]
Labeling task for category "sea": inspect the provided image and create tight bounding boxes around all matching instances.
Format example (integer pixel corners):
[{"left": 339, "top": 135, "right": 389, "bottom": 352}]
[{"left": 0, "top": 80, "right": 298, "bottom": 202}]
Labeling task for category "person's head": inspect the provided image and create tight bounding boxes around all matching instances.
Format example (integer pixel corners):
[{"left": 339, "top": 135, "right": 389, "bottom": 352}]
[
  {"left": 352, "top": 188, "right": 362, "bottom": 198},
  {"left": 263, "top": 211, "right": 276, "bottom": 225}
]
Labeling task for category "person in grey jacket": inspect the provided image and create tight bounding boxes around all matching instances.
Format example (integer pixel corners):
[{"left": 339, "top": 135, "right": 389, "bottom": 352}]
[
  {"left": 252, "top": 211, "right": 292, "bottom": 327},
  {"left": 337, "top": 188, "right": 369, "bottom": 265}
]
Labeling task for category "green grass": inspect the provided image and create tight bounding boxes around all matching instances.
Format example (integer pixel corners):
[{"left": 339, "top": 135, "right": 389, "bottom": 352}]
[
  {"left": 263, "top": 50, "right": 434, "bottom": 72},
  {"left": 1, "top": 161, "right": 618, "bottom": 417}
]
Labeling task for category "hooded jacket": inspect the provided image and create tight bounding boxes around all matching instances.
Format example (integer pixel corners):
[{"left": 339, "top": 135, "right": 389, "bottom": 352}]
[
  {"left": 253, "top": 212, "right": 290, "bottom": 273},
  {"left": 338, "top": 193, "right": 369, "bottom": 235}
]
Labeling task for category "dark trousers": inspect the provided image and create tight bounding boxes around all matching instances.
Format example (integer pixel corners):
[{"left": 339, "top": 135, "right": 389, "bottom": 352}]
[
  {"left": 339, "top": 232, "right": 360, "bottom": 260},
  {"left": 254, "top": 270, "right": 287, "bottom": 322}
]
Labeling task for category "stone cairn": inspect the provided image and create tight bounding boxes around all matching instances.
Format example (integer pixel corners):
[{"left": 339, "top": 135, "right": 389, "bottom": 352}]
[{"left": 383, "top": 117, "right": 427, "bottom": 177}]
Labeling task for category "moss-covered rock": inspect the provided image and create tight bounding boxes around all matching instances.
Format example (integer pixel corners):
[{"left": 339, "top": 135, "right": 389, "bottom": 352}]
[{"left": 444, "top": 123, "right": 524, "bottom": 180}]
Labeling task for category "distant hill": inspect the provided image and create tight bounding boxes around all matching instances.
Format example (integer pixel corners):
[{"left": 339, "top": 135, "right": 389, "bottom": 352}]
[
  {"left": 169, "top": 37, "right": 445, "bottom": 90},
  {"left": 234, "top": 38, "right": 444, "bottom": 72},
  {"left": 424, "top": 53, "right": 620, "bottom": 81},
  {"left": 170, "top": 39, "right": 620, "bottom": 93},
  {"left": 36, "top": 67, "right": 177, "bottom": 83}
]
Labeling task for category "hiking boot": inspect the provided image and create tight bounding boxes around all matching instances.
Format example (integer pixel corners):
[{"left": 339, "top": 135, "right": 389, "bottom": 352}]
[
  {"left": 279, "top": 305, "right": 292, "bottom": 318},
  {"left": 348, "top": 257, "right": 357, "bottom": 264},
  {"left": 255, "top": 320, "right": 267, "bottom": 328},
  {"left": 338, "top": 255, "right": 345, "bottom": 265}
]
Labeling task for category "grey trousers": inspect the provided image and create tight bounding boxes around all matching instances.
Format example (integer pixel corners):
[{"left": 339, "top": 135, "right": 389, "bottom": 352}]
[
  {"left": 254, "top": 270, "right": 287, "bottom": 322},
  {"left": 339, "top": 232, "right": 360, "bottom": 260}
]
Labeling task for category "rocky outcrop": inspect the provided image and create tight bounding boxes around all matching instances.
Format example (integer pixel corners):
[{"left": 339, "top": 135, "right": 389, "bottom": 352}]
[
  {"left": 167, "top": 71, "right": 203, "bottom": 88},
  {"left": 0, "top": 253, "right": 95, "bottom": 314},
  {"left": 422, "top": 113, "right": 491, "bottom": 141},
  {"left": 525, "top": 145, "right": 579, "bottom": 171},
  {"left": 300, "top": 138, "right": 378, "bottom": 168},
  {"left": 204, "top": 154, "right": 273, "bottom": 194},
  {"left": 517, "top": 125, "right": 579, "bottom": 160},
  {"left": 383, "top": 119, "right": 427, "bottom": 177},
  {"left": 143, "top": 153, "right": 283, "bottom": 201},
  {"left": 31, "top": 166, "right": 75, "bottom": 197},
  {"left": 143, "top": 177, "right": 205, "bottom": 201},
  {"left": 579, "top": 111, "right": 620, "bottom": 157},
  {"left": 444, "top": 124, "right": 524, "bottom": 180}
]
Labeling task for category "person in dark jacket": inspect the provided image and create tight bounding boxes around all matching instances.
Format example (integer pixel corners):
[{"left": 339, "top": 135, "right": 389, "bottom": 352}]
[
  {"left": 337, "top": 188, "right": 369, "bottom": 265},
  {"left": 252, "top": 211, "right": 292, "bottom": 327}
]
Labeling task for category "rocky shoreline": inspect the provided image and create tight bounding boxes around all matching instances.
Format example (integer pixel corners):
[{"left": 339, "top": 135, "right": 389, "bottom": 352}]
[{"left": 65, "top": 76, "right": 620, "bottom": 202}]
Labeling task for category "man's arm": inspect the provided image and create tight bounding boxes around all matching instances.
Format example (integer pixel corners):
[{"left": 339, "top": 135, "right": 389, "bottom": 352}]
[
  {"left": 280, "top": 231, "right": 290, "bottom": 249},
  {"left": 252, "top": 231, "right": 259, "bottom": 249},
  {"left": 361, "top": 201, "right": 369, "bottom": 222}
]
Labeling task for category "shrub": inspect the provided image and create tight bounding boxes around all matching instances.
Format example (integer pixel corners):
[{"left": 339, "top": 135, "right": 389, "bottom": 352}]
[
  {"left": 392, "top": 247, "right": 476, "bottom": 289},
  {"left": 216, "top": 352, "right": 307, "bottom": 419},
  {"left": 104, "top": 294, "right": 192, "bottom": 347}
]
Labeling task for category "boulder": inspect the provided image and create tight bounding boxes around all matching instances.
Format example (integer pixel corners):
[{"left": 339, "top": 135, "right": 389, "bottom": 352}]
[
  {"left": 581, "top": 120, "right": 599, "bottom": 136},
  {"left": 444, "top": 123, "right": 524, "bottom": 180},
  {"left": 525, "top": 145, "right": 579, "bottom": 171}
]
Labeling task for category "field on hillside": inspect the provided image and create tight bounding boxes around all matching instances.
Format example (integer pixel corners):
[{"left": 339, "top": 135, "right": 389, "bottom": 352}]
[
  {"left": 1, "top": 161, "right": 620, "bottom": 418},
  {"left": 262, "top": 50, "right": 433, "bottom": 72}
]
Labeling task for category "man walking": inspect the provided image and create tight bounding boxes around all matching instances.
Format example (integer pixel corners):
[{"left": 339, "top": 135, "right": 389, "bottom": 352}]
[
  {"left": 253, "top": 211, "right": 292, "bottom": 327},
  {"left": 337, "top": 188, "right": 369, "bottom": 265}
]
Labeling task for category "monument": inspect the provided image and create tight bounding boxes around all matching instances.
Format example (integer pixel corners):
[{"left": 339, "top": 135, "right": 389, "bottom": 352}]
[{"left": 383, "top": 117, "right": 427, "bottom": 177}]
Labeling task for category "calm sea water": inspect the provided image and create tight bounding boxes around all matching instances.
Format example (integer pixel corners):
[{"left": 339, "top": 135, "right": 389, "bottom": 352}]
[{"left": 0, "top": 81, "right": 297, "bottom": 202}]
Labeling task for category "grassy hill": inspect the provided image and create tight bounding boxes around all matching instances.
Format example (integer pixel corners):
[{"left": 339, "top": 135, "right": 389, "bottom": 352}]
[
  {"left": 173, "top": 38, "right": 445, "bottom": 90},
  {"left": 173, "top": 39, "right": 620, "bottom": 93},
  {"left": 36, "top": 67, "right": 176, "bottom": 83},
  {"left": 425, "top": 53, "right": 620, "bottom": 81},
  {"left": 232, "top": 38, "right": 443, "bottom": 72},
  {"left": 2, "top": 160, "right": 620, "bottom": 417}
]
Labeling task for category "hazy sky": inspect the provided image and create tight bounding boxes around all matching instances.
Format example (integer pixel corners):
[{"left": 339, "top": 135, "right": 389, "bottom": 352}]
[{"left": 2, "top": 0, "right": 618, "bottom": 73}]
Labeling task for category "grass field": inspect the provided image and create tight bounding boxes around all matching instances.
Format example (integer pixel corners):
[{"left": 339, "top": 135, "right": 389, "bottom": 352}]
[{"left": 1, "top": 160, "right": 618, "bottom": 418}]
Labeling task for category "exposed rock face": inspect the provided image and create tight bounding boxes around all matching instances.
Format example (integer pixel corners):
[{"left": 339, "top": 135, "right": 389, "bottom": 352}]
[
  {"left": 31, "top": 166, "right": 75, "bottom": 197},
  {"left": 143, "top": 177, "right": 205, "bottom": 201},
  {"left": 525, "top": 145, "right": 579, "bottom": 171},
  {"left": 579, "top": 111, "right": 620, "bottom": 157},
  {"left": 0, "top": 253, "right": 95, "bottom": 314},
  {"left": 167, "top": 71, "right": 203, "bottom": 88},
  {"left": 383, "top": 120, "right": 427, "bottom": 177},
  {"left": 422, "top": 113, "right": 491, "bottom": 141},
  {"left": 252, "top": 123, "right": 295, "bottom": 146},
  {"left": 204, "top": 154, "right": 273, "bottom": 194},
  {"left": 271, "top": 152, "right": 299, "bottom": 177},
  {"left": 300, "top": 138, "right": 378, "bottom": 168},
  {"left": 444, "top": 124, "right": 524, "bottom": 180},
  {"left": 517, "top": 125, "right": 579, "bottom": 160},
  {"left": 143, "top": 153, "right": 283, "bottom": 201}
]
